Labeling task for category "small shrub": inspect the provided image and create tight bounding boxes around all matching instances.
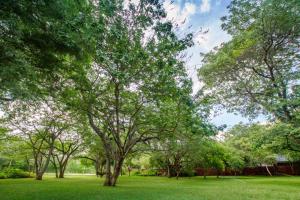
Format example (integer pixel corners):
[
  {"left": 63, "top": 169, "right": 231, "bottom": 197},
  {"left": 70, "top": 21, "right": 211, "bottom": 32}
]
[
  {"left": 181, "top": 169, "right": 195, "bottom": 177},
  {"left": 143, "top": 169, "right": 157, "bottom": 176},
  {"left": 134, "top": 169, "right": 157, "bottom": 176},
  {"left": 133, "top": 171, "right": 141, "bottom": 176},
  {"left": 0, "top": 172, "right": 7, "bottom": 179},
  {"left": 3, "top": 168, "right": 32, "bottom": 178}
]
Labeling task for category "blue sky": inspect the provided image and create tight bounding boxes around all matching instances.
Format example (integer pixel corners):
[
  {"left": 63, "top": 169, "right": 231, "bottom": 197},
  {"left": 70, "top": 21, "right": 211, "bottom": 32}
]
[{"left": 162, "top": 0, "right": 266, "bottom": 128}]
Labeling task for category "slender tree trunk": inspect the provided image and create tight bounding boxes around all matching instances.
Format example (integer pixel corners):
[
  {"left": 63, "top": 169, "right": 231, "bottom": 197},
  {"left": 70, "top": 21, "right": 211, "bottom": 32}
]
[
  {"left": 95, "top": 161, "right": 100, "bottom": 177},
  {"left": 25, "top": 156, "right": 32, "bottom": 176},
  {"left": 176, "top": 170, "right": 180, "bottom": 180},
  {"left": 128, "top": 167, "right": 131, "bottom": 176},
  {"left": 54, "top": 164, "right": 58, "bottom": 178},
  {"left": 289, "top": 162, "right": 294, "bottom": 175},
  {"left": 265, "top": 166, "right": 272, "bottom": 176},
  {"left": 167, "top": 165, "right": 171, "bottom": 178},
  {"left": 51, "top": 156, "right": 58, "bottom": 178}
]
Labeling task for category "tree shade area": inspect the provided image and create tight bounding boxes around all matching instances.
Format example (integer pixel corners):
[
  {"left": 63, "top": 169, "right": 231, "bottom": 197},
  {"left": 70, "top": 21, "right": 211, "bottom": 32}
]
[{"left": 0, "top": 0, "right": 299, "bottom": 199}]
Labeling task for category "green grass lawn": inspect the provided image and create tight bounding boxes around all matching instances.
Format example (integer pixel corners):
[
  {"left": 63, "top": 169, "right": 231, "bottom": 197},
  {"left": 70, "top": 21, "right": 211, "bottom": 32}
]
[{"left": 0, "top": 175, "right": 300, "bottom": 200}]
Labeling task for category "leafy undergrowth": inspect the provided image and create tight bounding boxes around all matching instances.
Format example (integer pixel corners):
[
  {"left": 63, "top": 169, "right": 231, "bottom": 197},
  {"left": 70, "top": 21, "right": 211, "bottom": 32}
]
[
  {"left": 0, "top": 168, "right": 32, "bottom": 179},
  {"left": 0, "top": 175, "right": 299, "bottom": 200}
]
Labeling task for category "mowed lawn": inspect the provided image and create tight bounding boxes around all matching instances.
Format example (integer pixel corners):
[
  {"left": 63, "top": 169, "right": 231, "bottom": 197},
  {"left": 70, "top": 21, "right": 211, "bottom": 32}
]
[{"left": 0, "top": 175, "right": 300, "bottom": 200}]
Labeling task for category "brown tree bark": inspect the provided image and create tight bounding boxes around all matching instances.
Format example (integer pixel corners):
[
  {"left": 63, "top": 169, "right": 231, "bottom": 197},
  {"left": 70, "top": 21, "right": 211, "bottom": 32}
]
[
  {"left": 111, "top": 157, "right": 124, "bottom": 186},
  {"left": 103, "top": 155, "right": 113, "bottom": 186},
  {"left": 59, "top": 168, "right": 65, "bottom": 178},
  {"left": 167, "top": 165, "right": 171, "bottom": 178},
  {"left": 34, "top": 143, "right": 54, "bottom": 180}
]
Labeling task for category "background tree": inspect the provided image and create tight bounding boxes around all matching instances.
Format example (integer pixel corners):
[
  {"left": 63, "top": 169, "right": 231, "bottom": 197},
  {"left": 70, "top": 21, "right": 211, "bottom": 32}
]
[
  {"left": 190, "top": 139, "right": 226, "bottom": 179},
  {"left": 51, "top": 130, "right": 83, "bottom": 178},
  {"left": 5, "top": 100, "right": 74, "bottom": 180},
  {"left": 149, "top": 97, "right": 217, "bottom": 179},
  {"left": 225, "top": 123, "right": 277, "bottom": 175},
  {"left": 78, "top": 135, "right": 106, "bottom": 177}
]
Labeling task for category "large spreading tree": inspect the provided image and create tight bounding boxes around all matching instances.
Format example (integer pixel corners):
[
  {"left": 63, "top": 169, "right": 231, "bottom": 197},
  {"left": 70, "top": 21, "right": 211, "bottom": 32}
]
[
  {"left": 64, "top": 0, "right": 194, "bottom": 186},
  {"left": 198, "top": 0, "right": 300, "bottom": 150},
  {"left": 199, "top": 0, "right": 299, "bottom": 121}
]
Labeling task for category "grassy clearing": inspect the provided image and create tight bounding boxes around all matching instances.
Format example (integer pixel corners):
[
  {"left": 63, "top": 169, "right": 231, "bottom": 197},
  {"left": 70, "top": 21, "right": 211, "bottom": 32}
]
[{"left": 0, "top": 175, "right": 300, "bottom": 200}]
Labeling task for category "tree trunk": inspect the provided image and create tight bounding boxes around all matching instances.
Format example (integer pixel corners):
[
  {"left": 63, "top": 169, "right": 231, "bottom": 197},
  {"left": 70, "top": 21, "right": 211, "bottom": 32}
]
[
  {"left": 54, "top": 165, "right": 58, "bottom": 178},
  {"left": 25, "top": 156, "right": 32, "bottom": 176},
  {"left": 52, "top": 156, "right": 58, "bottom": 178},
  {"left": 176, "top": 170, "right": 180, "bottom": 180},
  {"left": 167, "top": 165, "right": 171, "bottom": 178},
  {"left": 36, "top": 172, "right": 43, "bottom": 180},
  {"left": 59, "top": 167, "right": 65, "bottom": 178},
  {"left": 103, "top": 156, "right": 112, "bottom": 186},
  {"left": 100, "top": 162, "right": 105, "bottom": 177},
  {"left": 265, "top": 166, "right": 272, "bottom": 176},
  {"left": 34, "top": 146, "right": 54, "bottom": 180},
  {"left": 289, "top": 162, "right": 295, "bottom": 175},
  {"left": 128, "top": 166, "right": 131, "bottom": 176},
  {"left": 95, "top": 163, "right": 100, "bottom": 177},
  {"left": 111, "top": 158, "right": 124, "bottom": 186}
]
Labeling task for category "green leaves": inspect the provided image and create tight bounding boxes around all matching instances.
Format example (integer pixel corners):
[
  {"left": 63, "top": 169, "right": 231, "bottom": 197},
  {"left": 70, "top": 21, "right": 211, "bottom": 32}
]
[
  {"left": 0, "top": 0, "right": 95, "bottom": 101},
  {"left": 198, "top": 0, "right": 300, "bottom": 122}
]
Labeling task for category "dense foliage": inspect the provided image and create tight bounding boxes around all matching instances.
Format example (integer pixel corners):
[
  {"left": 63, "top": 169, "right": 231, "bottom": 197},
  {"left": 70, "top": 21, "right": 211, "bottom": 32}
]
[
  {"left": 0, "top": 0, "right": 299, "bottom": 188},
  {"left": 198, "top": 0, "right": 300, "bottom": 151}
]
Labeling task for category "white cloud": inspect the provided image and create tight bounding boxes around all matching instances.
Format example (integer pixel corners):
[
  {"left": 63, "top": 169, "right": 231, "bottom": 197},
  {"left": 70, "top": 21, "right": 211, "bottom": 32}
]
[
  {"left": 163, "top": 1, "right": 196, "bottom": 28},
  {"left": 186, "top": 20, "right": 231, "bottom": 94},
  {"left": 123, "top": 0, "right": 140, "bottom": 9},
  {"left": 194, "top": 21, "right": 231, "bottom": 52},
  {"left": 200, "top": 0, "right": 211, "bottom": 13}
]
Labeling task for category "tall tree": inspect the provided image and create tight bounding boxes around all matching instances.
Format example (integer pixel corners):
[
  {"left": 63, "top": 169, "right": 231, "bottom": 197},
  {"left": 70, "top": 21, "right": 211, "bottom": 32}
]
[
  {"left": 198, "top": 0, "right": 300, "bottom": 122},
  {"left": 65, "top": 0, "right": 194, "bottom": 186}
]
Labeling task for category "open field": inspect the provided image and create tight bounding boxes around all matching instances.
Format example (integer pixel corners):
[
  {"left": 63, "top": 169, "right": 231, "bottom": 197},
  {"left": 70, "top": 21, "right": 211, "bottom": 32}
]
[{"left": 0, "top": 175, "right": 300, "bottom": 200}]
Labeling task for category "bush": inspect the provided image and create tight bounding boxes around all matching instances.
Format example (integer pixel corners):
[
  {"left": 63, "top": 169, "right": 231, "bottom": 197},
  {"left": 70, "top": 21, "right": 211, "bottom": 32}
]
[
  {"left": 134, "top": 169, "right": 157, "bottom": 176},
  {"left": 143, "top": 169, "right": 157, "bottom": 176},
  {"left": 0, "top": 172, "right": 7, "bottom": 179},
  {"left": 3, "top": 168, "right": 32, "bottom": 178},
  {"left": 180, "top": 169, "right": 195, "bottom": 177},
  {"left": 133, "top": 171, "right": 141, "bottom": 176}
]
